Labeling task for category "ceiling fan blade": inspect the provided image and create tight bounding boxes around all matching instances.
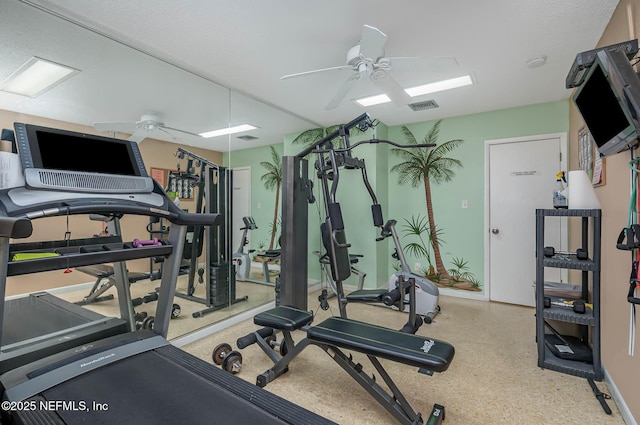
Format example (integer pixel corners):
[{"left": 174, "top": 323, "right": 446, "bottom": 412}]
[
  {"left": 281, "top": 65, "right": 352, "bottom": 80},
  {"left": 127, "top": 128, "right": 149, "bottom": 143},
  {"left": 383, "top": 56, "right": 459, "bottom": 74},
  {"left": 157, "top": 127, "right": 183, "bottom": 141},
  {"left": 162, "top": 125, "right": 202, "bottom": 138},
  {"left": 370, "top": 69, "right": 411, "bottom": 106},
  {"left": 359, "top": 25, "right": 387, "bottom": 60},
  {"left": 325, "top": 73, "right": 361, "bottom": 110},
  {"left": 93, "top": 121, "right": 135, "bottom": 133}
]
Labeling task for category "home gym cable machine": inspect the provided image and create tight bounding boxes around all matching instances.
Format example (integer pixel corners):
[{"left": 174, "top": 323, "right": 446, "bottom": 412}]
[
  {"left": 171, "top": 147, "right": 247, "bottom": 317},
  {"left": 278, "top": 113, "right": 439, "bottom": 332}
]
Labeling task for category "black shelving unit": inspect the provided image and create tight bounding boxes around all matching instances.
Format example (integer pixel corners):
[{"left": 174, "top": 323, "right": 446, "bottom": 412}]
[{"left": 535, "top": 208, "right": 610, "bottom": 413}]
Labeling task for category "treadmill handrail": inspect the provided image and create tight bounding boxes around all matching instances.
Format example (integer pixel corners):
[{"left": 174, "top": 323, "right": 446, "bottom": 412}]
[
  {"left": 21, "top": 203, "right": 221, "bottom": 227},
  {"left": 0, "top": 217, "right": 32, "bottom": 239},
  {"left": 1, "top": 181, "right": 220, "bottom": 228}
]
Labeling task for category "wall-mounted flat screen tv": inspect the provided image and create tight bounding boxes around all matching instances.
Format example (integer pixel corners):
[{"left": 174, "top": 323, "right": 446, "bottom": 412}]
[{"left": 573, "top": 49, "right": 640, "bottom": 157}]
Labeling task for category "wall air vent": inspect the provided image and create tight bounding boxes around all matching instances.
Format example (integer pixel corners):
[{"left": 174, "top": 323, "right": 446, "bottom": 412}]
[
  {"left": 409, "top": 100, "right": 439, "bottom": 111},
  {"left": 237, "top": 135, "right": 258, "bottom": 141}
]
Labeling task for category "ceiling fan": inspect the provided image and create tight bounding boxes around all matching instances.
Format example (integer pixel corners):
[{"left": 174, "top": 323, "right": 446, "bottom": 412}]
[
  {"left": 93, "top": 113, "right": 201, "bottom": 143},
  {"left": 281, "top": 25, "right": 459, "bottom": 110}
]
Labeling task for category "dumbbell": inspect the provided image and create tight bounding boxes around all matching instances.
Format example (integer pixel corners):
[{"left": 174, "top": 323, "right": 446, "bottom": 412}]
[
  {"left": 132, "top": 292, "right": 158, "bottom": 307},
  {"left": 133, "top": 238, "right": 163, "bottom": 247},
  {"left": 543, "top": 297, "right": 587, "bottom": 314},
  {"left": 134, "top": 312, "right": 155, "bottom": 329},
  {"left": 212, "top": 343, "right": 242, "bottom": 374},
  {"left": 133, "top": 294, "right": 180, "bottom": 319},
  {"left": 543, "top": 246, "right": 588, "bottom": 260},
  {"left": 171, "top": 303, "right": 181, "bottom": 319}
]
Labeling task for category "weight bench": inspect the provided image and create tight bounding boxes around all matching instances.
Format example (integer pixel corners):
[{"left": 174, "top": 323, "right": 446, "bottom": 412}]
[
  {"left": 237, "top": 306, "right": 455, "bottom": 425},
  {"left": 75, "top": 264, "right": 149, "bottom": 306}
]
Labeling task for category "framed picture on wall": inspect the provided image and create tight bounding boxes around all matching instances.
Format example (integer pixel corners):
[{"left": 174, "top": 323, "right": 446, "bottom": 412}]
[
  {"left": 578, "top": 127, "right": 606, "bottom": 187},
  {"left": 150, "top": 167, "right": 169, "bottom": 188}
]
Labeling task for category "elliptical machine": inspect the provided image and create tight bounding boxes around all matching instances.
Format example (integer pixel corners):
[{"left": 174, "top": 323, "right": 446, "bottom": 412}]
[
  {"left": 232, "top": 216, "right": 257, "bottom": 282},
  {"left": 381, "top": 220, "right": 440, "bottom": 324}
]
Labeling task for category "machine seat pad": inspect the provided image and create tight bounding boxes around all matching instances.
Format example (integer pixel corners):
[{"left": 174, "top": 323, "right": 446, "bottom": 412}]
[
  {"left": 254, "top": 306, "right": 314, "bottom": 331},
  {"left": 346, "top": 289, "right": 387, "bottom": 303},
  {"left": 76, "top": 264, "right": 114, "bottom": 278},
  {"left": 76, "top": 264, "right": 148, "bottom": 282},
  {"left": 307, "top": 317, "right": 455, "bottom": 373}
]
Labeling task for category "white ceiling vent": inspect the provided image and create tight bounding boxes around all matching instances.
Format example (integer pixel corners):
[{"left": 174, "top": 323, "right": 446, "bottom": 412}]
[{"left": 408, "top": 100, "right": 439, "bottom": 111}]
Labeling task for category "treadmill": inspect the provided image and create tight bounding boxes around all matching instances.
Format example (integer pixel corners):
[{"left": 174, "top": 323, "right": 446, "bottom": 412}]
[
  {"left": 1, "top": 291, "right": 127, "bottom": 374},
  {"left": 0, "top": 123, "right": 335, "bottom": 425}
]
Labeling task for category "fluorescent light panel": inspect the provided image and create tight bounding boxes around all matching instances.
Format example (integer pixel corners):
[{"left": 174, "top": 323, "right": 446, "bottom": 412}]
[
  {"left": 0, "top": 57, "right": 79, "bottom": 97},
  {"left": 354, "top": 75, "right": 473, "bottom": 106},
  {"left": 405, "top": 75, "right": 473, "bottom": 97},
  {"left": 355, "top": 93, "right": 391, "bottom": 107},
  {"left": 199, "top": 124, "right": 257, "bottom": 138}
]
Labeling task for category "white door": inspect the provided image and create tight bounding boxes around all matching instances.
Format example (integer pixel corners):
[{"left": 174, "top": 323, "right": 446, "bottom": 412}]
[
  {"left": 231, "top": 167, "right": 251, "bottom": 253},
  {"left": 487, "top": 134, "right": 567, "bottom": 306}
]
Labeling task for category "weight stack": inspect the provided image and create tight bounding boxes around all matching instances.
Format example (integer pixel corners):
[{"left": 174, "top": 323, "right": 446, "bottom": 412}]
[{"left": 209, "top": 262, "right": 234, "bottom": 307}]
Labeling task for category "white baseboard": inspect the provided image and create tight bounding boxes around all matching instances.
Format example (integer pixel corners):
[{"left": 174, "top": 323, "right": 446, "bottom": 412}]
[
  {"left": 170, "top": 301, "right": 276, "bottom": 348},
  {"left": 171, "top": 278, "right": 326, "bottom": 348},
  {"left": 439, "top": 287, "right": 489, "bottom": 302},
  {"left": 604, "top": 366, "right": 637, "bottom": 425},
  {"left": 5, "top": 281, "right": 94, "bottom": 300},
  {"left": 307, "top": 279, "right": 322, "bottom": 293}
]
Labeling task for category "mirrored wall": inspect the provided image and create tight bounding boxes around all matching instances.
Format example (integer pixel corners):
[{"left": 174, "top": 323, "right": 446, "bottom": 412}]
[{"left": 0, "top": 0, "right": 316, "bottom": 341}]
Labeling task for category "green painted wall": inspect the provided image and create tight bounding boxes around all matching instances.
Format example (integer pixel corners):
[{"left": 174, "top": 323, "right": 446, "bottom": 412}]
[
  {"left": 224, "top": 144, "right": 284, "bottom": 252},
  {"left": 386, "top": 100, "right": 569, "bottom": 294},
  {"left": 225, "top": 99, "right": 570, "bottom": 296}
]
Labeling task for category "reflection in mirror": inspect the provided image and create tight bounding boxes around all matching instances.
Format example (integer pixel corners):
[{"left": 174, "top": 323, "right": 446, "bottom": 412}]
[
  {"left": 226, "top": 90, "right": 317, "bottom": 321},
  {"left": 0, "top": 0, "right": 320, "bottom": 347}
]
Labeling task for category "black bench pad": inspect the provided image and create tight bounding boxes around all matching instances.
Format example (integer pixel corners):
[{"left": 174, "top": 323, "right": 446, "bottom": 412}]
[
  {"left": 76, "top": 264, "right": 148, "bottom": 282},
  {"left": 346, "top": 289, "right": 387, "bottom": 302},
  {"left": 254, "top": 306, "right": 314, "bottom": 331},
  {"left": 307, "top": 316, "right": 455, "bottom": 373},
  {"left": 76, "top": 264, "right": 115, "bottom": 278}
]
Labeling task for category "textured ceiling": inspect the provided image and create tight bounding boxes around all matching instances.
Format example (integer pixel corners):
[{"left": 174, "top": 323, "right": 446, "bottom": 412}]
[{"left": 0, "top": 0, "right": 622, "bottom": 150}]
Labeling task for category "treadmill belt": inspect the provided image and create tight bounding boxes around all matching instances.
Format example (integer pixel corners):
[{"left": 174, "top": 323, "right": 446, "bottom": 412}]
[
  {"left": 41, "top": 348, "right": 326, "bottom": 425},
  {"left": 2, "top": 294, "right": 105, "bottom": 345}
]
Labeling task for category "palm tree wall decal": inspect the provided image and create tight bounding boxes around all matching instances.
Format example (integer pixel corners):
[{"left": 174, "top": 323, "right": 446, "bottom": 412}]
[
  {"left": 259, "top": 145, "right": 282, "bottom": 250},
  {"left": 291, "top": 125, "right": 364, "bottom": 151},
  {"left": 390, "top": 120, "right": 463, "bottom": 280}
]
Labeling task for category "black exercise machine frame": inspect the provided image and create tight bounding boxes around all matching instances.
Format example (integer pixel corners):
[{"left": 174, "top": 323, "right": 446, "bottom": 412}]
[
  {"left": 237, "top": 306, "right": 453, "bottom": 425},
  {"left": 0, "top": 186, "right": 334, "bottom": 425},
  {"left": 262, "top": 113, "right": 453, "bottom": 424},
  {"left": 0, "top": 122, "right": 337, "bottom": 425},
  {"left": 0, "top": 208, "right": 334, "bottom": 425},
  {"left": 171, "top": 147, "right": 248, "bottom": 317},
  {"left": 280, "top": 113, "right": 434, "bottom": 325},
  {"left": 280, "top": 114, "right": 377, "bottom": 309}
]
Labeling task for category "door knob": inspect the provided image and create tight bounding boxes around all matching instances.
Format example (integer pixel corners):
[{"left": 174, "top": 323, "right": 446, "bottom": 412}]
[{"left": 491, "top": 228, "right": 499, "bottom": 234}]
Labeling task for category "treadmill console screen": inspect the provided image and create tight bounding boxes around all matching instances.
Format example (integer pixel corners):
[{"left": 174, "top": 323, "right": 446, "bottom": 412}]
[
  {"left": 33, "top": 129, "right": 139, "bottom": 176},
  {"left": 13, "top": 123, "right": 153, "bottom": 193}
]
